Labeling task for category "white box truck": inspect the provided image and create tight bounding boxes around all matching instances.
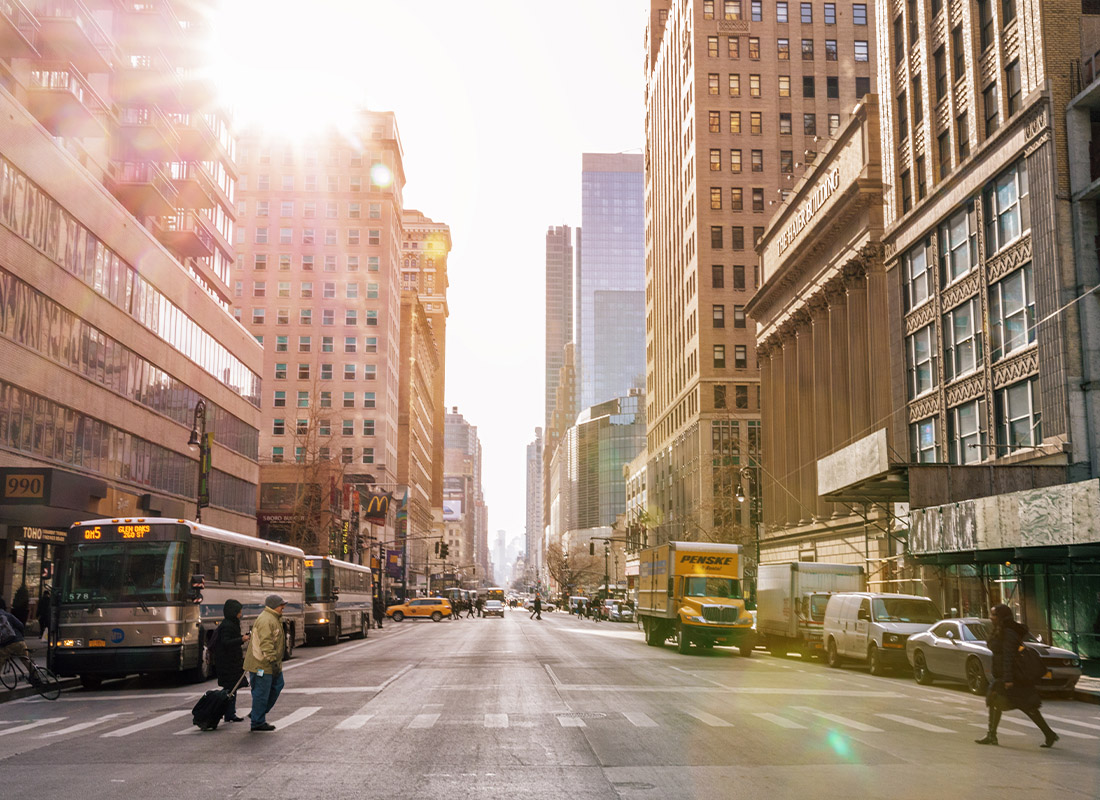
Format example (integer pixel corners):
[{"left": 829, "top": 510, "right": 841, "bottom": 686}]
[{"left": 756, "top": 562, "right": 865, "bottom": 658}]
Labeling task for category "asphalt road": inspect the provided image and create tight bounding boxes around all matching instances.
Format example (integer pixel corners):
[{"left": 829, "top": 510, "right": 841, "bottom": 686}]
[{"left": 1, "top": 609, "right": 1098, "bottom": 800}]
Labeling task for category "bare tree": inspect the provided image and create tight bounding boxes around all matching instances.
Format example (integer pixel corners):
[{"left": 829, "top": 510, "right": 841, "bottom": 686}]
[{"left": 544, "top": 541, "right": 602, "bottom": 601}]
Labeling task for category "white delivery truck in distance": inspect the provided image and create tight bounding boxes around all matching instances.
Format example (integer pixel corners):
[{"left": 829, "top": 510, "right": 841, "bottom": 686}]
[{"left": 756, "top": 562, "right": 865, "bottom": 658}]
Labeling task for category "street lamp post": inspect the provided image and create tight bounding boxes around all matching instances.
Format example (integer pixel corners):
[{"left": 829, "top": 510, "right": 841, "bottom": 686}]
[
  {"left": 187, "top": 399, "right": 209, "bottom": 524},
  {"left": 735, "top": 466, "right": 760, "bottom": 597}
]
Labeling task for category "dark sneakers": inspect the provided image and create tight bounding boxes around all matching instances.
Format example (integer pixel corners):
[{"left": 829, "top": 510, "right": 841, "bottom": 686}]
[{"left": 250, "top": 723, "right": 276, "bottom": 732}]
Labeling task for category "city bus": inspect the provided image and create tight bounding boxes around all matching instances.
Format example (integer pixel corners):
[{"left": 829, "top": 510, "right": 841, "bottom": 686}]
[
  {"left": 51, "top": 518, "right": 306, "bottom": 689},
  {"left": 485, "top": 587, "right": 505, "bottom": 604},
  {"left": 303, "top": 555, "right": 372, "bottom": 644}
]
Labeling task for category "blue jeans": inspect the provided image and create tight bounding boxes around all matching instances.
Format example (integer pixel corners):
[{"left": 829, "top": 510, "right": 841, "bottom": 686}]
[{"left": 249, "top": 670, "right": 284, "bottom": 727}]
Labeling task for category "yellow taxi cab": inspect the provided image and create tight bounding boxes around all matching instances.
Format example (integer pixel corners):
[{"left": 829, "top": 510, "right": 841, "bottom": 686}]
[{"left": 387, "top": 596, "right": 453, "bottom": 622}]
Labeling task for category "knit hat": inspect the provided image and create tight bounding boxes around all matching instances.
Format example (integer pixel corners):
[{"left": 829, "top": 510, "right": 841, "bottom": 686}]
[{"left": 265, "top": 594, "right": 286, "bottom": 609}]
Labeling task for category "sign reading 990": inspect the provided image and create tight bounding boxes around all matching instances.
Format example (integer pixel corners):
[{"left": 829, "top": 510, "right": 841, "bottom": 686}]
[{"left": 3, "top": 472, "right": 46, "bottom": 500}]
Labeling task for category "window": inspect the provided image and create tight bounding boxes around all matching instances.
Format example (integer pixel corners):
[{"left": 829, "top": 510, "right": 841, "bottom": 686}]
[
  {"left": 326, "top": 201, "right": 338, "bottom": 218},
  {"left": 855, "top": 76, "right": 870, "bottom": 97},
  {"left": 996, "top": 378, "right": 1040, "bottom": 452},
  {"left": 749, "top": 74, "right": 761, "bottom": 96},
  {"left": 363, "top": 364, "right": 377, "bottom": 380},
  {"left": 825, "top": 39, "right": 837, "bottom": 60},
  {"left": 322, "top": 336, "right": 334, "bottom": 353},
  {"left": 364, "top": 337, "right": 377, "bottom": 354},
  {"left": 894, "top": 15, "right": 905, "bottom": 65},
  {"left": 730, "top": 111, "right": 741, "bottom": 133},
  {"left": 711, "top": 187, "right": 723, "bottom": 210},
  {"left": 949, "top": 400, "right": 986, "bottom": 464},
  {"left": 853, "top": 3, "right": 867, "bottom": 24},
  {"left": 952, "top": 26, "right": 965, "bottom": 79},
  {"left": 734, "top": 345, "right": 748, "bottom": 369},
  {"left": 802, "top": 39, "right": 814, "bottom": 60},
  {"left": 804, "top": 113, "right": 817, "bottom": 135},
  {"left": 751, "top": 0, "right": 762, "bottom": 21},
  {"left": 361, "top": 447, "right": 374, "bottom": 464},
  {"left": 748, "top": 37, "right": 760, "bottom": 59},
  {"left": 826, "top": 76, "right": 838, "bottom": 98},
  {"left": 984, "top": 82, "right": 1000, "bottom": 136},
  {"left": 778, "top": 38, "right": 790, "bottom": 59},
  {"left": 777, "top": 2, "right": 788, "bottom": 23},
  {"left": 709, "top": 73, "right": 720, "bottom": 95},
  {"left": 341, "top": 448, "right": 353, "bottom": 465},
  {"left": 321, "top": 363, "right": 333, "bottom": 380},
  {"left": 300, "top": 281, "right": 313, "bottom": 298},
  {"left": 346, "top": 309, "right": 357, "bottom": 326},
  {"left": 725, "top": 0, "right": 742, "bottom": 20},
  {"left": 271, "top": 446, "right": 284, "bottom": 463},
  {"left": 904, "top": 238, "right": 932, "bottom": 310},
  {"left": 278, "top": 254, "right": 291, "bottom": 271},
  {"left": 729, "top": 74, "right": 740, "bottom": 96},
  {"left": 713, "top": 305, "right": 726, "bottom": 328},
  {"left": 897, "top": 91, "right": 909, "bottom": 142},
  {"left": 298, "top": 336, "right": 311, "bottom": 353},
  {"left": 730, "top": 149, "right": 742, "bottom": 172},
  {"left": 272, "top": 418, "right": 285, "bottom": 436},
  {"left": 750, "top": 150, "right": 763, "bottom": 172},
  {"left": 944, "top": 298, "right": 983, "bottom": 380},
  {"left": 750, "top": 111, "right": 763, "bottom": 133},
  {"left": 989, "top": 263, "right": 1036, "bottom": 359},
  {"left": 346, "top": 282, "right": 359, "bottom": 299},
  {"left": 938, "top": 131, "right": 952, "bottom": 179},
  {"left": 939, "top": 201, "right": 978, "bottom": 283},
  {"left": 342, "top": 420, "right": 354, "bottom": 436},
  {"left": 733, "top": 264, "right": 746, "bottom": 289},
  {"left": 901, "top": 170, "right": 913, "bottom": 213},
  {"left": 957, "top": 112, "right": 970, "bottom": 160},
  {"left": 1006, "top": 60, "right": 1021, "bottom": 116},
  {"left": 255, "top": 227, "right": 268, "bottom": 244},
  {"left": 324, "top": 229, "right": 337, "bottom": 246},
  {"left": 780, "top": 151, "right": 794, "bottom": 173},
  {"left": 253, "top": 281, "right": 267, "bottom": 298},
  {"left": 709, "top": 110, "right": 721, "bottom": 133},
  {"left": 933, "top": 47, "right": 947, "bottom": 101},
  {"left": 322, "top": 282, "right": 336, "bottom": 299},
  {"left": 1002, "top": 0, "right": 1016, "bottom": 25},
  {"left": 779, "top": 113, "right": 792, "bottom": 134},
  {"left": 275, "top": 335, "right": 288, "bottom": 352},
  {"left": 344, "top": 364, "right": 357, "bottom": 381},
  {"left": 299, "top": 309, "right": 312, "bottom": 325},
  {"left": 711, "top": 226, "right": 724, "bottom": 249},
  {"left": 779, "top": 76, "right": 791, "bottom": 96},
  {"left": 912, "top": 76, "right": 923, "bottom": 123},
  {"left": 733, "top": 305, "right": 746, "bottom": 328},
  {"left": 279, "top": 201, "right": 294, "bottom": 218},
  {"left": 347, "top": 256, "right": 360, "bottom": 272},
  {"left": 256, "top": 200, "right": 269, "bottom": 217},
  {"left": 732, "top": 226, "right": 745, "bottom": 249},
  {"left": 296, "top": 391, "right": 309, "bottom": 408},
  {"left": 348, "top": 229, "right": 360, "bottom": 246},
  {"left": 708, "top": 36, "right": 719, "bottom": 58},
  {"left": 910, "top": 418, "right": 937, "bottom": 463},
  {"left": 752, "top": 188, "right": 764, "bottom": 211},
  {"left": 254, "top": 254, "right": 267, "bottom": 271},
  {"left": 983, "top": 161, "right": 1030, "bottom": 254},
  {"left": 277, "top": 281, "right": 291, "bottom": 298},
  {"left": 273, "top": 390, "right": 286, "bottom": 408},
  {"left": 295, "top": 418, "right": 309, "bottom": 436},
  {"left": 274, "top": 362, "right": 287, "bottom": 380},
  {"left": 710, "top": 149, "right": 722, "bottom": 171},
  {"left": 304, "top": 201, "right": 317, "bottom": 218},
  {"left": 276, "top": 309, "right": 289, "bottom": 326},
  {"left": 714, "top": 345, "right": 726, "bottom": 368},
  {"left": 712, "top": 265, "right": 724, "bottom": 288},
  {"left": 801, "top": 2, "right": 812, "bottom": 23},
  {"left": 728, "top": 36, "right": 740, "bottom": 58},
  {"left": 320, "top": 392, "right": 331, "bottom": 408},
  {"left": 251, "top": 307, "right": 265, "bottom": 325},
  {"left": 368, "top": 230, "right": 381, "bottom": 246},
  {"left": 363, "top": 392, "right": 376, "bottom": 408},
  {"left": 854, "top": 41, "right": 868, "bottom": 62},
  {"left": 705, "top": 0, "right": 714, "bottom": 19},
  {"left": 825, "top": 3, "right": 836, "bottom": 24},
  {"left": 302, "top": 255, "right": 313, "bottom": 271},
  {"left": 916, "top": 156, "right": 927, "bottom": 200},
  {"left": 714, "top": 385, "right": 727, "bottom": 409},
  {"left": 978, "top": 0, "right": 994, "bottom": 50},
  {"left": 731, "top": 187, "right": 743, "bottom": 210},
  {"left": 343, "top": 391, "right": 355, "bottom": 408},
  {"left": 257, "top": 175, "right": 269, "bottom": 190},
  {"left": 906, "top": 324, "right": 937, "bottom": 398}
]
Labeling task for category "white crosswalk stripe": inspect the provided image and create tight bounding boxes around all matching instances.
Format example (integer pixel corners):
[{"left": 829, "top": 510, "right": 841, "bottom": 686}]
[
  {"left": 876, "top": 714, "right": 955, "bottom": 733},
  {"left": 623, "top": 712, "right": 657, "bottom": 728},
  {"left": 484, "top": 713, "right": 508, "bottom": 728},
  {"left": 272, "top": 706, "right": 321, "bottom": 730},
  {"left": 997, "top": 716, "right": 1097, "bottom": 739},
  {"left": 0, "top": 718, "right": 66, "bottom": 737},
  {"left": 335, "top": 714, "right": 374, "bottom": 730},
  {"left": 557, "top": 715, "right": 586, "bottom": 727},
  {"left": 102, "top": 710, "right": 190, "bottom": 738},
  {"left": 408, "top": 713, "right": 439, "bottom": 729},
  {"left": 1043, "top": 714, "right": 1100, "bottom": 731},
  {"left": 969, "top": 723, "right": 1024, "bottom": 736},
  {"left": 685, "top": 709, "right": 732, "bottom": 728},
  {"left": 754, "top": 712, "right": 806, "bottom": 729},
  {"left": 792, "top": 706, "right": 882, "bottom": 732},
  {"left": 39, "top": 714, "right": 127, "bottom": 738}
]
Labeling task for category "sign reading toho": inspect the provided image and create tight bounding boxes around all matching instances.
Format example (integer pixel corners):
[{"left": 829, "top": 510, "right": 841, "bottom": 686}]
[{"left": 777, "top": 167, "right": 841, "bottom": 256}]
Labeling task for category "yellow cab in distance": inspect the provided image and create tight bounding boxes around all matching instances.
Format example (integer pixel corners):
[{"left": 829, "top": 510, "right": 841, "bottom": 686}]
[{"left": 387, "top": 596, "right": 453, "bottom": 622}]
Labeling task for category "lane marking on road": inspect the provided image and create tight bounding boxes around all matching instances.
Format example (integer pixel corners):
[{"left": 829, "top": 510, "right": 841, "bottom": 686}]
[
  {"left": 484, "top": 714, "right": 508, "bottom": 728},
  {"left": 754, "top": 713, "right": 806, "bottom": 729},
  {"left": 557, "top": 715, "right": 586, "bottom": 727},
  {"left": 408, "top": 713, "right": 439, "bottom": 729},
  {"left": 335, "top": 714, "right": 374, "bottom": 730},
  {"left": 685, "top": 709, "right": 733, "bottom": 727},
  {"left": 1042, "top": 714, "right": 1100, "bottom": 731},
  {"left": 875, "top": 714, "right": 955, "bottom": 733},
  {"left": 998, "top": 717, "right": 1097, "bottom": 739},
  {"left": 281, "top": 686, "right": 392, "bottom": 694},
  {"left": 543, "top": 684, "right": 903, "bottom": 696},
  {"left": 969, "top": 723, "right": 1024, "bottom": 736},
  {"left": 792, "top": 707, "right": 883, "bottom": 732},
  {"left": 0, "top": 718, "right": 66, "bottom": 736},
  {"left": 102, "top": 710, "right": 190, "bottom": 738},
  {"left": 623, "top": 712, "right": 657, "bottom": 728},
  {"left": 273, "top": 706, "right": 320, "bottom": 729},
  {"left": 39, "top": 713, "right": 128, "bottom": 738},
  {"left": 544, "top": 665, "right": 562, "bottom": 687},
  {"left": 281, "top": 628, "right": 412, "bottom": 672}
]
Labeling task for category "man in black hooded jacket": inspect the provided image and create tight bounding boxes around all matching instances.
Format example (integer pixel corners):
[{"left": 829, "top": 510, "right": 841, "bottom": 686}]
[{"left": 212, "top": 599, "right": 249, "bottom": 723}]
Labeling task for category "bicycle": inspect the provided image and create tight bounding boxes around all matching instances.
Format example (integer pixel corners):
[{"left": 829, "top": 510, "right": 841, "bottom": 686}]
[{"left": 0, "top": 649, "right": 62, "bottom": 700}]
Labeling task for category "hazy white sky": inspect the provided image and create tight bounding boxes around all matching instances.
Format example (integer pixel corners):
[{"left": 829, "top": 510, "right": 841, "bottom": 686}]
[{"left": 216, "top": 1, "right": 648, "bottom": 548}]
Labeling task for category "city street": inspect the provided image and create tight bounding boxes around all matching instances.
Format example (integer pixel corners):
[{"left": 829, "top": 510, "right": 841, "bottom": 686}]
[{"left": 1, "top": 610, "right": 1098, "bottom": 800}]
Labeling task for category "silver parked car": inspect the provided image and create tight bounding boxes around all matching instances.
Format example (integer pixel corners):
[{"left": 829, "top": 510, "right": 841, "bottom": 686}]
[{"left": 905, "top": 617, "right": 1083, "bottom": 695}]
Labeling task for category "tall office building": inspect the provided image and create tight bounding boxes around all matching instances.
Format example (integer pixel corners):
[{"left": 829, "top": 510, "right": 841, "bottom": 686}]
[
  {"left": 643, "top": 0, "right": 875, "bottom": 544},
  {"left": 545, "top": 225, "right": 574, "bottom": 432},
  {"left": 525, "top": 427, "right": 543, "bottom": 578},
  {"left": 578, "top": 154, "right": 645, "bottom": 411},
  {"left": 0, "top": 1, "right": 262, "bottom": 605},
  {"left": 233, "top": 112, "right": 405, "bottom": 552},
  {"left": 444, "top": 406, "right": 488, "bottom": 585}
]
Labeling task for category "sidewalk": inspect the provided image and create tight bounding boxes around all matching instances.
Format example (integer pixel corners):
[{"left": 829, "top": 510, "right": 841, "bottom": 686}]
[
  {"left": 0, "top": 635, "right": 80, "bottom": 704},
  {"left": 1074, "top": 673, "right": 1100, "bottom": 705}
]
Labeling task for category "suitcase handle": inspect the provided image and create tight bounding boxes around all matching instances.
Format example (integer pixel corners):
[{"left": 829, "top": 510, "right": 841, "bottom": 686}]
[{"left": 228, "top": 672, "right": 247, "bottom": 698}]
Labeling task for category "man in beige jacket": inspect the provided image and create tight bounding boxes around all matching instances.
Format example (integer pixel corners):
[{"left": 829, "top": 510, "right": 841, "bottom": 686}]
[{"left": 243, "top": 594, "right": 287, "bottom": 731}]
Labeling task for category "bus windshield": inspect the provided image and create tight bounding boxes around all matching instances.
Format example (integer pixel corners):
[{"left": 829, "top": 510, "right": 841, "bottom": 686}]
[
  {"left": 485, "top": 588, "right": 505, "bottom": 603},
  {"left": 60, "top": 541, "right": 187, "bottom": 605},
  {"left": 304, "top": 565, "right": 331, "bottom": 603},
  {"left": 683, "top": 577, "right": 739, "bottom": 598}
]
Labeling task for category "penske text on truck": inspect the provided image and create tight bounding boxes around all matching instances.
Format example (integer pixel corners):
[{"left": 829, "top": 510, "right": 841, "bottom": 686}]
[
  {"left": 636, "top": 541, "right": 755, "bottom": 656},
  {"left": 755, "top": 562, "right": 865, "bottom": 658}
]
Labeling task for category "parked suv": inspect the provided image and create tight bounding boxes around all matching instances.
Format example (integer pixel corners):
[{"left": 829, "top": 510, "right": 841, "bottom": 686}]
[
  {"left": 387, "top": 597, "right": 453, "bottom": 622},
  {"left": 823, "top": 592, "right": 941, "bottom": 675}
]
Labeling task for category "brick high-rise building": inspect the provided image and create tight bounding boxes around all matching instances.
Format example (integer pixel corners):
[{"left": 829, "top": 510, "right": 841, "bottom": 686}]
[
  {"left": 233, "top": 113, "right": 405, "bottom": 555},
  {"left": 643, "top": 0, "right": 876, "bottom": 545},
  {"left": 444, "top": 406, "right": 488, "bottom": 586},
  {"left": 0, "top": 0, "right": 262, "bottom": 608},
  {"left": 545, "top": 225, "right": 574, "bottom": 432}
]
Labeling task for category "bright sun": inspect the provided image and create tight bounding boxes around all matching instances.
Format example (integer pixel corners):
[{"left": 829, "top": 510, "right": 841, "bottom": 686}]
[{"left": 206, "top": 0, "right": 375, "bottom": 138}]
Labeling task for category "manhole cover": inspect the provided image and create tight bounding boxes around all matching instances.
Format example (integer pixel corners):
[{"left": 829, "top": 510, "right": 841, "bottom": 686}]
[{"left": 557, "top": 711, "right": 607, "bottom": 719}]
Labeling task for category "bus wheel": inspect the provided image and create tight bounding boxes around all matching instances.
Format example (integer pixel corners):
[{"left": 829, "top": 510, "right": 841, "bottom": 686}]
[
  {"left": 79, "top": 674, "right": 102, "bottom": 690},
  {"left": 351, "top": 614, "right": 367, "bottom": 639}
]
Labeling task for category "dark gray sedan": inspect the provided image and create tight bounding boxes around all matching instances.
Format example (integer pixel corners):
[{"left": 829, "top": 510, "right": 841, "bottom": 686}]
[{"left": 905, "top": 618, "right": 1083, "bottom": 695}]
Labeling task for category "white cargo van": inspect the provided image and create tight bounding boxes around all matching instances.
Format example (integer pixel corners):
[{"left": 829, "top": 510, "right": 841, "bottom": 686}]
[{"left": 823, "top": 592, "right": 941, "bottom": 675}]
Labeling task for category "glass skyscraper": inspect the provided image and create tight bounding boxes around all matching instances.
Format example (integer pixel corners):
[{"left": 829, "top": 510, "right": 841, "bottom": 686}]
[{"left": 578, "top": 153, "right": 645, "bottom": 411}]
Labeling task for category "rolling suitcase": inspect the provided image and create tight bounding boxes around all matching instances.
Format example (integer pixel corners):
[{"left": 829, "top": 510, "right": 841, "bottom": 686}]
[{"left": 191, "top": 672, "right": 246, "bottom": 731}]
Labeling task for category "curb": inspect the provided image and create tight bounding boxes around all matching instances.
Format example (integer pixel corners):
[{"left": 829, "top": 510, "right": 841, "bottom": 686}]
[
  {"left": 1072, "top": 689, "right": 1100, "bottom": 705},
  {"left": 0, "top": 677, "right": 80, "bottom": 704}
]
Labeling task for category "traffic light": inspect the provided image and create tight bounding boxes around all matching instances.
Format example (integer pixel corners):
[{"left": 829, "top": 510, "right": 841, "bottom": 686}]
[
  {"left": 434, "top": 540, "right": 440, "bottom": 555},
  {"left": 589, "top": 542, "right": 595, "bottom": 556},
  {"left": 439, "top": 543, "right": 449, "bottom": 559}
]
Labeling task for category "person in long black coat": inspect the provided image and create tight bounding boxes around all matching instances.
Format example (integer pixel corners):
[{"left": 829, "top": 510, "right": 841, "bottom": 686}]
[
  {"left": 212, "top": 599, "right": 249, "bottom": 723},
  {"left": 975, "top": 603, "right": 1058, "bottom": 748}
]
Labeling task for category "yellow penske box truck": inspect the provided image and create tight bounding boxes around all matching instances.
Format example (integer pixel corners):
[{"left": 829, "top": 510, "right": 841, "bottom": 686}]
[{"left": 637, "top": 541, "right": 755, "bottom": 656}]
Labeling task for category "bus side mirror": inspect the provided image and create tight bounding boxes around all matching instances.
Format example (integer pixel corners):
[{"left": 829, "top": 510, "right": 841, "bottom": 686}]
[
  {"left": 332, "top": 586, "right": 340, "bottom": 601},
  {"left": 189, "top": 574, "right": 205, "bottom": 605}
]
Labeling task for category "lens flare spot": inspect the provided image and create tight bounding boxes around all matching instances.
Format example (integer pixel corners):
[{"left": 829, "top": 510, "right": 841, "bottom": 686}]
[
  {"left": 826, "top": 729, "right": 854, "bottom": 759},
  {"left": 370, "top": 163, "right": 394, "bottom": 188}
]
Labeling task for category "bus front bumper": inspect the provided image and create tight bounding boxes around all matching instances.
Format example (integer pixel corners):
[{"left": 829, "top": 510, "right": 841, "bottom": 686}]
[{"left": 50, "top": 644, "right": 196, "bottom": 676}]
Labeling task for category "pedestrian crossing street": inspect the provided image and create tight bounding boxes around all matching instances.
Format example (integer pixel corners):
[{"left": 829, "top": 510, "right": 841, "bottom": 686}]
[{"left": 1, "top": 701, "right": 1097, "bottom": 742}]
